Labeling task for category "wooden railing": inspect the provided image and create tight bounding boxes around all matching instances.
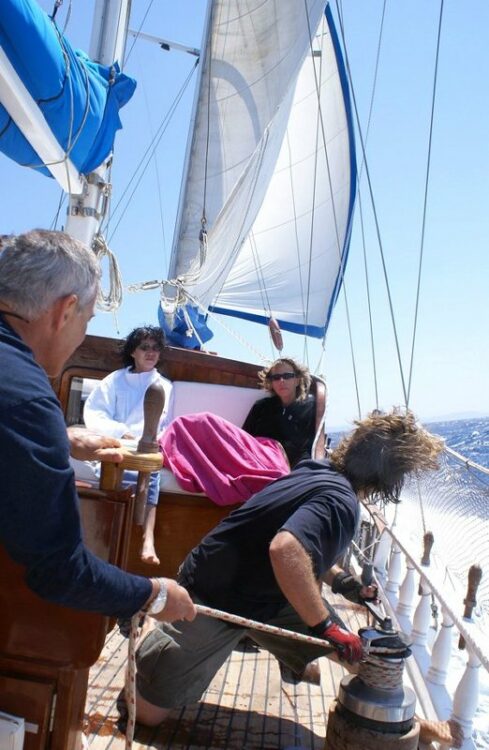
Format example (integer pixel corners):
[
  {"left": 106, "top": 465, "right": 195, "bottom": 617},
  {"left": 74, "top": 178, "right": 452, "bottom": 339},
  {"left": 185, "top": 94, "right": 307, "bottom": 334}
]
[{"left": 356, "top": 505, "right": 488, "bottom": 750}]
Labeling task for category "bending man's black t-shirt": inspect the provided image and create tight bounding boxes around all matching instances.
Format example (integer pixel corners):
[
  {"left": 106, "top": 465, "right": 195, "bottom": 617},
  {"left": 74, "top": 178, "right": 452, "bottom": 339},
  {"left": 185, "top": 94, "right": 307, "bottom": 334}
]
[{"left": 180, "top": 459, "right": 359, "bottom": 621}]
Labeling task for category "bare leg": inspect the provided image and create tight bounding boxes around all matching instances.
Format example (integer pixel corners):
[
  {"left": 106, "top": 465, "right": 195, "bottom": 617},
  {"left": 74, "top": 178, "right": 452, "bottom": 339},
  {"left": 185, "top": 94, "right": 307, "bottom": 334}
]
[
  {"left": 135, "top": 690, "right": 170, "bottom": 727},
  {"left": 417, "top": 716, "right": 463, "bottom": 748},
  {"left": 140, "top": 504, "right": 160, "bottom": 565}
]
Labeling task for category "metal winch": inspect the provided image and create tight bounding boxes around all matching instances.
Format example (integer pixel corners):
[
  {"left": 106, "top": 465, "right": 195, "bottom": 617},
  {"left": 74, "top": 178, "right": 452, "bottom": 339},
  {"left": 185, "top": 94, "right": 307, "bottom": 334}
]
[{"left": 337, "top": 615, "right": 416, "bottom": 735}]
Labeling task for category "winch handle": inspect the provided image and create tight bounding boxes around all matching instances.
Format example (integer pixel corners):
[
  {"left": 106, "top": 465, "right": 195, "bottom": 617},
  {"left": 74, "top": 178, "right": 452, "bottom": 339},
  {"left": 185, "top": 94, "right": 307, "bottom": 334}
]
[
  {"left": 361, "top": 562, "right": 374, "bottom": 587},
  {"left": 361, "top": 563, "right": 394, "bottom": 631}
]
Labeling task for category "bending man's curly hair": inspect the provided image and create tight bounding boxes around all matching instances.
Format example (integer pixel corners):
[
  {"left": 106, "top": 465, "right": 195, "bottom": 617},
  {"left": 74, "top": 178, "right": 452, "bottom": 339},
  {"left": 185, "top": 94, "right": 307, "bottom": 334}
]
[{"left": 330, "top": 409, "right": 444, "bottom": 503}]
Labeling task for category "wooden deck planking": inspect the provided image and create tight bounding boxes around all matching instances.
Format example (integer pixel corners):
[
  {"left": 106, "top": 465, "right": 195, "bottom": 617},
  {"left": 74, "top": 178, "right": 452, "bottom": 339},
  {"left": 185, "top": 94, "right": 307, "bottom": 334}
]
[{"left": 83, "top": 594, "right": 368, "bottom": 749}]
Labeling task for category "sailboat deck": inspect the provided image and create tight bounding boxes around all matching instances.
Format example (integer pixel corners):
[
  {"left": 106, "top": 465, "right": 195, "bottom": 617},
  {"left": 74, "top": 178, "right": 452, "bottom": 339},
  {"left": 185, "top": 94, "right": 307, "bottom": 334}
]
[{"left": 84, "top": 598, "right": 362, "bottom": 750}]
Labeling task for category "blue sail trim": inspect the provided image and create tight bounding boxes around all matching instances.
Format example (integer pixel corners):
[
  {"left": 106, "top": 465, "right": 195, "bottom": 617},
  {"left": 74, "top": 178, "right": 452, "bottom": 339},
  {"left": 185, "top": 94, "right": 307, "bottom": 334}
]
[
  {"left": 208, "top": 305, "right": 326, "bottom": 340},
  {"left": 0, "top": 0, "right": 136, "bottom": 176},
  {"left": 322, "top": 3, "right": 357, "bottom": 333},
  {"left": 158, "top": 303, "right": 214, "bottom": 350}
]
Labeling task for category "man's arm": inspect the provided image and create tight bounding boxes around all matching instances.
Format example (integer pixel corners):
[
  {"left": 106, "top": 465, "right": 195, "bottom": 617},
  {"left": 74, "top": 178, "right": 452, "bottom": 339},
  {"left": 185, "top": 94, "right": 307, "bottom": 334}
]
[
  {"left": 143, "top": 577, "right": 196, "bottom": 623},
  {"left": 269, "top": 530, "right": 329, "bottom": 626},
  {"left": 269, "top": 530, "right": 363, "bottom": 663},
  {"left": 323, "top": 563, "right": 378, "bottom": 604},
  {"left": 67, "top": 426, "right": 124, "bottom": 462}
]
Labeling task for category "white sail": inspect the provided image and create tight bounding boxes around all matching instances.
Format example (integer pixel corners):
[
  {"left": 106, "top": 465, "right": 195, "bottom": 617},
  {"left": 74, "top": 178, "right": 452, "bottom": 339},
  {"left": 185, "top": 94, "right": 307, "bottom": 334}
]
[
  {"left": 212, "top": 9, "right": 356, "bottom": 337},
  {"left": 166, "top": 0, "right": 355, "bottom": 340}
]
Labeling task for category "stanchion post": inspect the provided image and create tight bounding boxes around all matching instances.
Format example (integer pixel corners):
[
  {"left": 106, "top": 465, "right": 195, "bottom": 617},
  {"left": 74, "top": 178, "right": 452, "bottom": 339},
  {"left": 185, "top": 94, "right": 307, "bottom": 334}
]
[{"left": 458, "top": 564, "right": 482, "bottom": 650}]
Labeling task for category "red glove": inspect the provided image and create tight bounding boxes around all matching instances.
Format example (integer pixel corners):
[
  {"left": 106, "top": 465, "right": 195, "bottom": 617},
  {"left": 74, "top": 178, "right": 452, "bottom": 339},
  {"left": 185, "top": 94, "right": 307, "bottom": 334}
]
[{"left": 311, "top": 617, "right": 363, "bottom": 663}]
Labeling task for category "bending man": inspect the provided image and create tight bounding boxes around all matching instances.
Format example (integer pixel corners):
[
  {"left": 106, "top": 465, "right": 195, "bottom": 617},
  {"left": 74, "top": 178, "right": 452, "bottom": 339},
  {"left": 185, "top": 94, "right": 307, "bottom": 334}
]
[{"left": 132, "top": 410, "right": 444, "bottom": 724}]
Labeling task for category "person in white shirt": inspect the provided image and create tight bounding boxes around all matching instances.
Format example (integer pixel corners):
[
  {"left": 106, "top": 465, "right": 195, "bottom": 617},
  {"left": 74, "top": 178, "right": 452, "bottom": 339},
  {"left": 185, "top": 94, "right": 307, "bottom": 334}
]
[{"left": 84, "top": 325, "right": 172, "bottom": 564}]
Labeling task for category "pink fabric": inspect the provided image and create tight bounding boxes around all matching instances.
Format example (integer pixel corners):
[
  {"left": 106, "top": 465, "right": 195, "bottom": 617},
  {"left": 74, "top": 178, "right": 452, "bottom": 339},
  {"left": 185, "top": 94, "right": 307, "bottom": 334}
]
[{"left": 159, "top": 412, "right": 290, "bottom": 506}]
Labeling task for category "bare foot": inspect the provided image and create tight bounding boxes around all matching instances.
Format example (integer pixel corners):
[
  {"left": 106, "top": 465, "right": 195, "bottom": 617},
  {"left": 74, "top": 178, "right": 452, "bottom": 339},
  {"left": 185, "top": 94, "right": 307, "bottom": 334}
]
[
  {"left": 418, "top": 717, "right": 463, "bottom": 748},
  {"left": 140, "top": 539, "right": 160, "bottom": 566}
]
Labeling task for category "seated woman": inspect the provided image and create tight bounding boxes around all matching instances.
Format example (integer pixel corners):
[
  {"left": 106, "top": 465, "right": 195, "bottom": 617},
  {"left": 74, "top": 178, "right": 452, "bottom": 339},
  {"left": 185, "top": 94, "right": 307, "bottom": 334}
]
[
  {"left": 83, "top": 326, "right": 172, "bottom": 565},
  {"left": 159, "top": 358, "right": 316, "bottom": 505},
  {"left": 242, "top": 358, "right": 315, "bottom": 468}
]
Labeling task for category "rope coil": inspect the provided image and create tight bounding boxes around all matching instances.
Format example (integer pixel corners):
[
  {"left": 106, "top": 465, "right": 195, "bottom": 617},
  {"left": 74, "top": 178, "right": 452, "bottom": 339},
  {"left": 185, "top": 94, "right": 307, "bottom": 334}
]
[
  {"left": 359, "top": 653, "right": 405, "bottom": 691},
  {"left": 92, "top": 233, "right": 123, "bottom": 312}
]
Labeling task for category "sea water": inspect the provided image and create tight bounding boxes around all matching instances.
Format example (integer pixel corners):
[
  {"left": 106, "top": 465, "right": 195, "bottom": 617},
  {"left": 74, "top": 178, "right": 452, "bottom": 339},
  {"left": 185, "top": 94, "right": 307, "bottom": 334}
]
[
  {"left": 425, "top": 418, "right": 489, "bottom": 748},
  {"left": 426, "top": 416, "right": 489, "bottom": 469}
]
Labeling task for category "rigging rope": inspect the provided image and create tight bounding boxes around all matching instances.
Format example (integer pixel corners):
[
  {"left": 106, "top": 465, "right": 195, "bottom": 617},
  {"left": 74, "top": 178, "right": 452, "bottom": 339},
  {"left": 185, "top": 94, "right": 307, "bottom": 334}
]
[
  {"left": 359, "top": 193, "right": 379, "bottom": 410},
  {"left": 334, "top": 2, "right": 409, "bottom": 408},
  {"left": 303, "top": 7, "right": 322, "bottom": 346},
  {"left": 248, "top": 231, "right": 273, "bottom": 317},
  {"left": 339, "top": 0, "right": 386, "bottom": 413},
  {"left": 49, "top": 0, "right": 63, "bottom": 22},
  {"left": 359, "top": 654, "right": 405, "bottom": 691},
  {"left": 105, "top": 59, "right": 198, "bottom": 244},
  {"left": 127, "top": 277, "right": 273, "bottom": 364},
  {"left": 123, "top": 0, "right": 156, "bottom": 66},
  {"left": 284, "top": 130, "right": 309, "bottom": 342},
  {"left": 247, "top": 230, "right": 278, "bottom": 357},
  {"left": 406, "top": 0, "right": 445, "bottom": 405},
  {"left": 200, "top": 0, "right": 216, "bottom": 235},
  {"left": 303, "top": 6, "right": 362, "bottom": 417},
  {"left": 92, "top": 233, "right": 123, "bottom": 312},
  {"left": 50, "top": 190, "right": 66, "bottom": 230},
  {"left": 16, "top": 17, "right": 91, "bottom": 189},
  {"left": 336, "top": 1, "right": 451, "bottom": 598}
]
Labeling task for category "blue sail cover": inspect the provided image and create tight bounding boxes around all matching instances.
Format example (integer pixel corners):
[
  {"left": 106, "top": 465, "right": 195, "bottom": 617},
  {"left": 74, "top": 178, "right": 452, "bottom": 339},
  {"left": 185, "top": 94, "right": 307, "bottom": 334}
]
[
  {"left": 0, "top": 0, "right": 136, "bottom": 176},
  {"left": 158, "top": 303, "right": 214, "bottom": 349}
]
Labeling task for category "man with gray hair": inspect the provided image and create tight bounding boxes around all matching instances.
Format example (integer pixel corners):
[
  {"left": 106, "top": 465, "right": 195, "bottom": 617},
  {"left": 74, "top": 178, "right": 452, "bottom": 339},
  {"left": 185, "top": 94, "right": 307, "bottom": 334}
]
[{"left": 0, "top": 229, "right": 195, "bottom": 623}]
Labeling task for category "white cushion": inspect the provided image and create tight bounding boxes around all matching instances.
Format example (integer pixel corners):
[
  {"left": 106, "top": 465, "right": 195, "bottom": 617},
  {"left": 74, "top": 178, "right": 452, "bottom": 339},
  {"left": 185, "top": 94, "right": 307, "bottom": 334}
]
[
  {"left": 170, "top": 381, "right": 265, "bottom": 426},
  {"left": 159, "top": 467, "right": 204, "bottom": 495}
]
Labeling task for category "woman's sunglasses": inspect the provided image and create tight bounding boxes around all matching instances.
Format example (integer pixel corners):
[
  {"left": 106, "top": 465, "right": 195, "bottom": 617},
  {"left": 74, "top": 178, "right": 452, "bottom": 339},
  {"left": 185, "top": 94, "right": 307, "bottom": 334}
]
[
  {"left": 137, "top": 343, "right": 161, "bottom": 352},
  {"left": 267, "top": 372, "right": 296, "bottom": 382}
]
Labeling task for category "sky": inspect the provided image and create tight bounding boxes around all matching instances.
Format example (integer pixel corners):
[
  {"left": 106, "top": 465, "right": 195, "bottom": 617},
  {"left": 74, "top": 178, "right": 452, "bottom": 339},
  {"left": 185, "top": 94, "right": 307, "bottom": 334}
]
[{"left": 1, "top": 0, "right": 488, "bottom": 430}]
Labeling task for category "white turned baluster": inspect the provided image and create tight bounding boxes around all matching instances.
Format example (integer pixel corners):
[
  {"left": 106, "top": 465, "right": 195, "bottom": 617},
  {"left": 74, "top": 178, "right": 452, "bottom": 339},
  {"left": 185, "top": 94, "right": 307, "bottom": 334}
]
[
  {"left": 411, "top": 580, "right": 432, "bottom": 645},
  {"left": 373, "top": 530, "right": 391, "bottom": 582},
  {"left": 427, "top": 606, "right": 454, "bottom": 685},
  {"left": 385, "top": 542, "right": 403, "bottom": 594},
  {"left": 451, "top": 648, "right": 481, "bottom": 746},
  {"left": 397, "top": 560, "right": 416, "bottom": 617}
]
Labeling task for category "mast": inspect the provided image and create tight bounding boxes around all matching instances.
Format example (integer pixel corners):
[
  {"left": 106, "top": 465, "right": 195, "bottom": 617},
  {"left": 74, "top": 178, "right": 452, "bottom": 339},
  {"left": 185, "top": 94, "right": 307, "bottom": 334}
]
[
  {"left": 167, "top": 0, "right": 213, "bottom": 282},
  {"left": 64, "top": 0, "right": 132, "bottom": 246}
]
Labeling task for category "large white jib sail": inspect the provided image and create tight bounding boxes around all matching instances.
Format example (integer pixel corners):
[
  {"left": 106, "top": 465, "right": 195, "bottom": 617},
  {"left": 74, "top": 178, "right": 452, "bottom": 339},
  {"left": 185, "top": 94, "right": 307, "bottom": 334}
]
[{"left": 161, "top": 0, "right": 356, "bottom": 346}]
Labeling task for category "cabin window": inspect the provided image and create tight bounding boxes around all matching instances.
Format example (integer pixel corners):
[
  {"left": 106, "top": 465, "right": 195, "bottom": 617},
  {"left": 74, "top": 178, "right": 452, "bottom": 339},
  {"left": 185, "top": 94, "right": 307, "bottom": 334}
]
[{"left": 65, "top": 376, "right": 101, "bottom": 427}]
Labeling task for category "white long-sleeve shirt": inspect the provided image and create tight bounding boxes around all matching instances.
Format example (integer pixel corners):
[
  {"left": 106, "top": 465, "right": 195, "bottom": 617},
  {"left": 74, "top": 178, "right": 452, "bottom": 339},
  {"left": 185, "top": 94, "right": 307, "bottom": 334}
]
[{"left": 83, "top": 367, "right": 173, "bottom": 440}]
